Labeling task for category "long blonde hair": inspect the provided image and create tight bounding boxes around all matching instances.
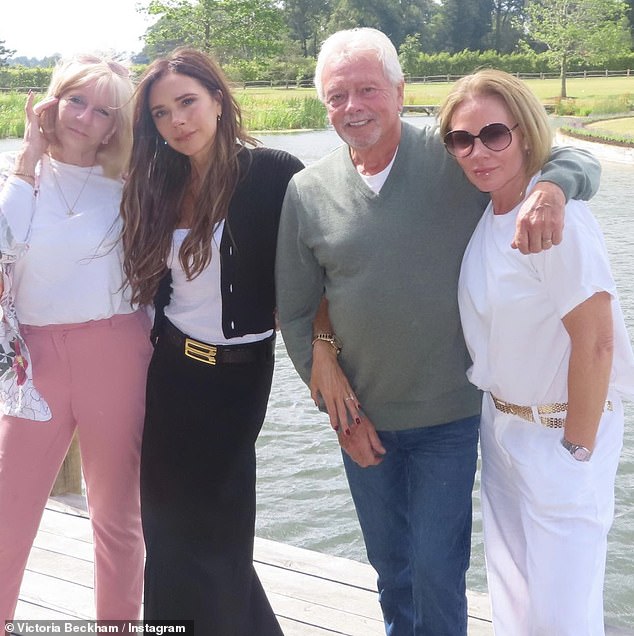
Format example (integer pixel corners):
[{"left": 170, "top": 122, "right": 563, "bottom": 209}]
[
  {"left": 40, "top": 54, "right": 133, "bottom": 179},
  {"left": 120, "top": 48, "right": 257, "bottom": 306}
]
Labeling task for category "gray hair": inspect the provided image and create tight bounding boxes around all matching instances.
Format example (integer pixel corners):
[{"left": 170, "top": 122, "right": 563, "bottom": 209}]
[{"left": 314, "top": 28, "right": 404, "bottom": 102}]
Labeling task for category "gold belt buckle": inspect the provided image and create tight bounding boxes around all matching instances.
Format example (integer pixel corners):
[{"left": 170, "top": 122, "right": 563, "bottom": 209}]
[{"left": 184, "top": 337, "right": 217, "bottom": 365}]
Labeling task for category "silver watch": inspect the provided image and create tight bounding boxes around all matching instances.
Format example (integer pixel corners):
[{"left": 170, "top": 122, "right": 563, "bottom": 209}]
[{"left": 561, "top": 437, "right": 592, "bottom": 462}]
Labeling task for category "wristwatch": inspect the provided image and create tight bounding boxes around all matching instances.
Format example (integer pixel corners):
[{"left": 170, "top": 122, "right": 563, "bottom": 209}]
[
  {"left": 561, "top": 437, "right": 593, "bottom": 462},
  {"left": 311, "top": 332, "right": 342, "bottom": 356}
]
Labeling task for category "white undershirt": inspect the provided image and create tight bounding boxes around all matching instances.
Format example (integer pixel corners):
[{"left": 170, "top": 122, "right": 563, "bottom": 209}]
[
  {"left": 0, "top": 154, "right": 135, "bottom": 325},
  {"left": 164, "top": 223, "right": 273, "bottom": 345},
  {"left": 357, "top": 150, "right": 397, "bottom": 194}
]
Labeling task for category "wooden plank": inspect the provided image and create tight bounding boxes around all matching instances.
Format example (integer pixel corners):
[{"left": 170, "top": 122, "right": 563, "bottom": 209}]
[
  {"left": 255, "top": 537, "right": 377, "bottom": 590},
  {"left": 14, "top": 501, "right": 632, "bottom": 636},
  {"left": 38, "top": 512, "right": 91, "bottom": 539},
  {"left": 32, "top": 529, "right": 94, "bottom": 562},
  {"left": 14, "top": 601, "right": 79, "bottom": 621},
  {"left": 257, "top": 561, "right": 381, "bottom": 619},
  {"left": 255, "top": 536, "right": 492, "bottom": 627},
  {"left": 26, "top": 546, "right": 93, "bottom": 587},
  {"left": 18, "top": 501, "right": 496, "bottom": 635},
  {"left": 278, "top": 616, "right": 341, "bottom": 636},
  {"left": 17, "top": 569, "right": 94, "bottom": 619},
  {"left": 266, "top": 588, "right": 383, "bottom": 636},
  {"left": 50, "top": 434, "right": 82, "bottom": 496}
]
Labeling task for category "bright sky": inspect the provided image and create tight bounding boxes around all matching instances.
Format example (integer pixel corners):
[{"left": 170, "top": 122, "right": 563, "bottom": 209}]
[{"left": 2, "top": 1, "right": 155, "bottom": 59}]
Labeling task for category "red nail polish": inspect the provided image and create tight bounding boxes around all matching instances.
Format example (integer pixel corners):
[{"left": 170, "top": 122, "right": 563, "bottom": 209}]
[
  {"left": 345, "top": 429, "right": 351, "bottom": 436},
  {"left": 355, "top": 417, "right": 361, "bottom": 425}
]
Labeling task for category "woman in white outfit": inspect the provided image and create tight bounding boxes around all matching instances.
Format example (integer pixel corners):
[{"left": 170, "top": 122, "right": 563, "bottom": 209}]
[{"left": 437, "top": 69, "right": 634, "bottom": 635}]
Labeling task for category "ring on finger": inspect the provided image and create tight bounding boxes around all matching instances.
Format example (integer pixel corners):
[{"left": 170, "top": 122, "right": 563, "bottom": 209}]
[{"left": 344, "top": 395, "right": 355, "bottom": 401}]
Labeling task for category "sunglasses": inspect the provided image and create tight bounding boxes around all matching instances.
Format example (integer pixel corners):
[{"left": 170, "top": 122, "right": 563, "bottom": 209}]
[
  {"left": 443, "top": 123, "right": 519, "bottom": 157},
  {"left": 75, "top": 54, "right": 130, "bottom": 78}
]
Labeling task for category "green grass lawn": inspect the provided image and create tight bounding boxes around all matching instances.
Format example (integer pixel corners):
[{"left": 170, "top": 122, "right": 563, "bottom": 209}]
[
  {"left": 403, "top": 76, "right": 634, "bottom": 105},
  {"left": 235, "top": 77, "right": 634, "bottom": 133},
  {"left": 237, "top": 76, "right": 634, "bottom": 105},
  {"left": 2, "top": 76, "right": 633, "bottom": 138},
  {"left": 586, "top": 117, "right": 634, "bottom": 135}
]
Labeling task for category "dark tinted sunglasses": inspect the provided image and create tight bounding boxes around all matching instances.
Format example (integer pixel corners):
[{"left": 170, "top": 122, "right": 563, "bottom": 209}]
[{"left": 443, "top": 123, "right": 519, "bottom": 157}]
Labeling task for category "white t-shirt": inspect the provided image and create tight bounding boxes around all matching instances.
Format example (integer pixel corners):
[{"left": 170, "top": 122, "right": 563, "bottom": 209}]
[
  {"left": 357, "top": 150, "right": 397, "bottom": 194},
  {"left": 0, "top": 154, "right": 135, "bottom": 325},
  {"left": 165, "top": 223, "right": 273, "bottom": 345},
  {"left": 458, "top": 174, "right": 634, "bottom": 405}
]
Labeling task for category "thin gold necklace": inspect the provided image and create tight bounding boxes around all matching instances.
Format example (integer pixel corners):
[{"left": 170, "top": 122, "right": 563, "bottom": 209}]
[
  {"left": 493, "top": 185, "right": 527, "bottom": 215},
  {"left": 50, "top": 159, "right": 95, "bottom": 217}
]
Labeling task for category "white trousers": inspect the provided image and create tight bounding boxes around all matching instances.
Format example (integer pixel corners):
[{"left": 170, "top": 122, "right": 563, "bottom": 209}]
[{"left": 480, "top": 392, "right": 624, "bottom": 636}]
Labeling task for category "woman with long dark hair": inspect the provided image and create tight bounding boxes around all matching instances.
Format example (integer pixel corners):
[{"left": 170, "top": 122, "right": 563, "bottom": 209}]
[{"left": 121, "top": 48, "right": 303, "bottom": 633}]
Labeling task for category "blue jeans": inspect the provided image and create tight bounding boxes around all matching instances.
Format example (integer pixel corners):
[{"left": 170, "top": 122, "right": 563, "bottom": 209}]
[{"left": 342, "top": 415, "right": 480, "bottom": 636}]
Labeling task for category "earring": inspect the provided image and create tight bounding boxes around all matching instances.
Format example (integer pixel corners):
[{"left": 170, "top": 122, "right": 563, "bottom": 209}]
[
  {"left": 102, "top": 136, "right": 110, "bottom": 145},
  {"left": 217, "top": 113, "right": 222, "bottom": 121}
]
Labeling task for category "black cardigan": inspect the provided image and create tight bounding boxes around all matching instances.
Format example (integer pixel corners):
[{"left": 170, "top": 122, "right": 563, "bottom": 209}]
[{"left": 153, "top": 145, "right": 304, "bottom": 341}]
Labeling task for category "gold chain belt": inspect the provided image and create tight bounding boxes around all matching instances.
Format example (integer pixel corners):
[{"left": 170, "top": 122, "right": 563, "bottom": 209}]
[{"left": 490, "top": 394, "right": 613, "bottom": 429}]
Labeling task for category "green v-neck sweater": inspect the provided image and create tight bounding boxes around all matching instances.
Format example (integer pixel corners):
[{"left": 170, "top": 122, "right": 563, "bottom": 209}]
[{"left": 276, "top": 122, "right": 599, "bottom": 431}]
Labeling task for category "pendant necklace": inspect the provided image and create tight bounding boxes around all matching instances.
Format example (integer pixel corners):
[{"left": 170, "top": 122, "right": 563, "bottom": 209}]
[{"left": 50, "top": 160, "right": 94, "bottom": 217}]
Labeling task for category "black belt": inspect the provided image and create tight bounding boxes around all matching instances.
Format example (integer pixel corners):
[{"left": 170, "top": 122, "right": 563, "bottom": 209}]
[{"left": 158, "top": 319, "right": 274, "bottom": 366}]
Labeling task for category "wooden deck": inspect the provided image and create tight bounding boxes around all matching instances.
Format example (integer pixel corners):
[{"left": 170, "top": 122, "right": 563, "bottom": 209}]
[
  {"left": 16, "top": 497, "right": 634, "bottom": 635},
  {"left": 15, "top": 496, "right": 494, "bottom": 635}
]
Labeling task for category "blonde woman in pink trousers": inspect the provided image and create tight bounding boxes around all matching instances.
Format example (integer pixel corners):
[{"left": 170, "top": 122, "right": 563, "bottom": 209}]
[{"left": 0, "top": 55, "right": 152, "bottom": 625}]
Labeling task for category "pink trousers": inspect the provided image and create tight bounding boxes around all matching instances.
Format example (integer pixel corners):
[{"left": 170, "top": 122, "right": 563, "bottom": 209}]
[{"left": 0, "top": 311, "right": 152, "bottom": 623}]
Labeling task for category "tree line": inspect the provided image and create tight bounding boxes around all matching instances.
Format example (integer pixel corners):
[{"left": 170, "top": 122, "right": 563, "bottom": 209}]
[
  {"left": 2, "top": 0, "right": 634, "bottom": 98},
  {"left": 137, "top": 0, "right": 633, "bottom": 60}
]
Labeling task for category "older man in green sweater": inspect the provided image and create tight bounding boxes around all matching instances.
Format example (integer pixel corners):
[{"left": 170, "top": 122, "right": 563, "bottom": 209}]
[{"left": 275, "top": 27, "right": 600, "bottom": 636}]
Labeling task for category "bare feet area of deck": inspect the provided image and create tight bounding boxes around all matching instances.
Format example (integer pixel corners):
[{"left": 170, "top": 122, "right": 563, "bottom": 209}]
[{"left": 15, "top": 497, "right": 632, "bottom": 635}]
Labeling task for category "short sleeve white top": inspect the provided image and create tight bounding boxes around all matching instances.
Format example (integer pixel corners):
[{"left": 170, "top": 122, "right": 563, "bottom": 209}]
[{"left": 458, "top": 174, "right": 634, "bottom": 405}]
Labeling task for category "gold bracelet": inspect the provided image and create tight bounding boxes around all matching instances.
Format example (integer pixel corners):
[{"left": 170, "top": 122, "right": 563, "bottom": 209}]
[
  {"left": 13, "top": 171, "right": 35, "bottom": 179},
  {"left": 311, "top": 332, "right": 342, "bottom": 355}
]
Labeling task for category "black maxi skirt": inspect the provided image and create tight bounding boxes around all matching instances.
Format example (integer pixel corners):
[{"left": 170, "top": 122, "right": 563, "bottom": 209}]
[{"left": 140, "top": 322, "right": 282, "bottom": 636}]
